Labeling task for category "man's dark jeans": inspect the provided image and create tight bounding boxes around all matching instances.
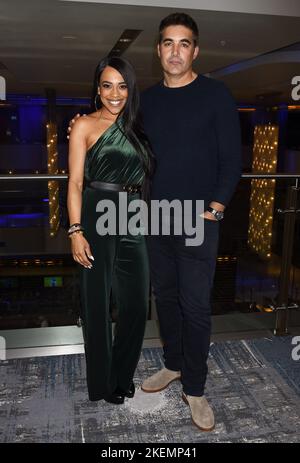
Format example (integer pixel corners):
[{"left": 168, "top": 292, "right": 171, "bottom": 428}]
[{"left": 147, "top": 218, "right": 219, "bottom": 396}]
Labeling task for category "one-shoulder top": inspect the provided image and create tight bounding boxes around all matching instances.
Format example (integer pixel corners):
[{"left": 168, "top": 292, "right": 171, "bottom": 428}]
[{"left": 84, "top": 119, "right": 145, "bottom": 186}]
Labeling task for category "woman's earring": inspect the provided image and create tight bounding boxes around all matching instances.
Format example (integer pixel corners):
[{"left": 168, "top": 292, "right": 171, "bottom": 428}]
[{"left": 94, "top": 94, "right": 101, "bottom": 110}]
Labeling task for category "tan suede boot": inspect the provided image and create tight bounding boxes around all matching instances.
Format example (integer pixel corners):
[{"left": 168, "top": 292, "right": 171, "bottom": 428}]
[
  {"left": 182, "top": 392, "right": 215, "bottom": 431},
  {"left": 141, "top": 367, "right": 181, "bottom": 392}
]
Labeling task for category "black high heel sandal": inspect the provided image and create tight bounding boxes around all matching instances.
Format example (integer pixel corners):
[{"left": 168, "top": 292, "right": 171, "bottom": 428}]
[{"left": 116, "top": 382, "right": 135, "bottom": 398}]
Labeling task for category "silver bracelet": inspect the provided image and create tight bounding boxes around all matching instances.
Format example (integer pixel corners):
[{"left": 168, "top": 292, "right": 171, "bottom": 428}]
[{"left": 68, "top": 224, "right": 84, "bottom": 235}]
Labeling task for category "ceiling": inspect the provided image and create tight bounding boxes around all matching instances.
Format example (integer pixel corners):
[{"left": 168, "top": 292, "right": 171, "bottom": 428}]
[{"left": 0, "top": 0, "right": 300, "bottom": 103}]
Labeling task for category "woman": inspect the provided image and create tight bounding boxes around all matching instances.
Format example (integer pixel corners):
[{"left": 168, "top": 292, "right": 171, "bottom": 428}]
[{"left": 67, "top": 56, "right": 154, "bottom": 404}]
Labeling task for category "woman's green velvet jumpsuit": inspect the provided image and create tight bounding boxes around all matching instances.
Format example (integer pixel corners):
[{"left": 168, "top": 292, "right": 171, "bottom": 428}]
[{"left": 79, "top": 120, "right": 149, "bottom": 401}]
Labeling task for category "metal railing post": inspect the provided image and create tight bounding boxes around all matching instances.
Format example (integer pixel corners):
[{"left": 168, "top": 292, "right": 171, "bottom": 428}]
[{"left": 275, "top": 178, "right": 300, "bottom": 335}]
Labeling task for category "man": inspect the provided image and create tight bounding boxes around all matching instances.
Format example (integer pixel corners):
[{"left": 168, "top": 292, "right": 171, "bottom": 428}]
[{"left": 139, "top": 13, "right": 241, "bottom": 432}]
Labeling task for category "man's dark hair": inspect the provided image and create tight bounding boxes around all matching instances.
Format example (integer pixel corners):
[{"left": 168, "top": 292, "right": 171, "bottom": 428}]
[{"left": 158, "top": 12, "right": 199, "bottom": 45}]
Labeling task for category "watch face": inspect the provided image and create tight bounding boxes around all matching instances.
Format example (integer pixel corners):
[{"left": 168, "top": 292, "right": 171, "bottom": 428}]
[
  {"left": 215, "top": 211, "right": 224, "bottom": 220},
  {"left": 207, "top": 207, "right": 224, "bottom": 220}
]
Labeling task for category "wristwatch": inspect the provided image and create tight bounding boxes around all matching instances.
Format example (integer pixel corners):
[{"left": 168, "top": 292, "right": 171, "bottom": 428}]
[{"left": 207, "top": 206, "right": 224, "bottom": 221}]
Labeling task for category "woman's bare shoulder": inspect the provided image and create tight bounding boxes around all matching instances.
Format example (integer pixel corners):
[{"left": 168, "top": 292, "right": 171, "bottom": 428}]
[{"left": 71, "top": 113, "right": 98, "bottom": 134}]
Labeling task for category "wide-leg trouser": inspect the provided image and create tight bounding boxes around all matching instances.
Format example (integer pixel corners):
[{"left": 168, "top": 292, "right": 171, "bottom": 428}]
[
  {"left": 79, "top": 187, "right": 149, "bottom": 401},
  {"left": 147, "top": 219, "right": 219, "bottom": 397}
]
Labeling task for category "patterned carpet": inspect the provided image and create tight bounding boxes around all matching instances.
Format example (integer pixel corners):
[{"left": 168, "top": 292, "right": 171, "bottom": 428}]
[{"left": 0, "top": 336, "right": 299, "bottom": 443}]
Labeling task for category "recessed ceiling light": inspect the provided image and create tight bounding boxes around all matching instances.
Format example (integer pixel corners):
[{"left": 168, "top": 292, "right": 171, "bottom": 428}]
[
  {"left": 62, "top": 35, "right": 77, "bottom": 40},
  {"left": 108, "top": 29, "right": 142, "bottom": 57}
]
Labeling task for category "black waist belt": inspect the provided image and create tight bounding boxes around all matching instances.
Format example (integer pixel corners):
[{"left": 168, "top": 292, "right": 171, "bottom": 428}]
[{"left": 87, "top": 180, "right": 141, "bottom": 194}]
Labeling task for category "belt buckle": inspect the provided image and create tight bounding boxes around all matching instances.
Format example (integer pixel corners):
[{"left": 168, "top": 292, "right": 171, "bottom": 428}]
[{"left": 123, "top": 184, "right": 140, "bottom": 194}]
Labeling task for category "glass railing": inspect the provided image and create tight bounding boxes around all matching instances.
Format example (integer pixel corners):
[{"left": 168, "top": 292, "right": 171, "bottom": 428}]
[{"left": 0, "top": 173, "right": 299, "bottom": 335}]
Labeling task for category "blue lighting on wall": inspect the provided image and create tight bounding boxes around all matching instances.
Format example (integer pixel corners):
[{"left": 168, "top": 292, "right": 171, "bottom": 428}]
[
  {"left": 18, "top": 105, "right": 43, "bottom": 141},
  {"left": 0, "top": 212, "right": 46, "bottom": 228},
  {"left": 2, "top": 213, "right": 44, "bottom": 219},
  {"left": 6, "top": 94, "right": 90, "bottom": 106}
]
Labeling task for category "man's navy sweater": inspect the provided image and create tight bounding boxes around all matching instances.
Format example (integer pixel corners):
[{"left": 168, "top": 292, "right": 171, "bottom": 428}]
[{"left": 140, "top": 75, "right": 242, "bottom": 208}]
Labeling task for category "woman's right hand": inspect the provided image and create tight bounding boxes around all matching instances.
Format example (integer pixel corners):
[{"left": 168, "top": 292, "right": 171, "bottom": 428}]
[{"left": 70, "top": 233, "right": 94, "bottom": 269}]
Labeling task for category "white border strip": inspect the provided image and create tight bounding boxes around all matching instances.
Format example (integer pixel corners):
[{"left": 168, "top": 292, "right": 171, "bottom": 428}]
[{"left": 60, "top": 0, "right": 300, "bottom": 17}]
